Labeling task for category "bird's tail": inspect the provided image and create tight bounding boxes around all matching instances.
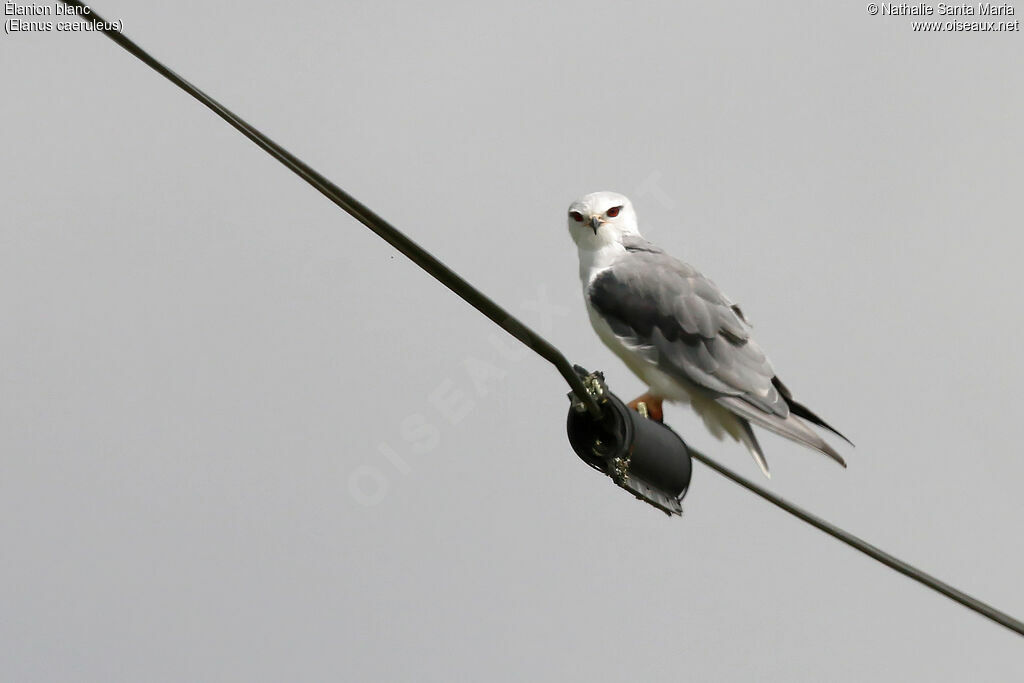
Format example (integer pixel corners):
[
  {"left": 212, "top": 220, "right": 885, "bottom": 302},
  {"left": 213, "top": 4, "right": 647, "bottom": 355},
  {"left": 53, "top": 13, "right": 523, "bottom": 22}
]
[
  {"left": 738, "top": 418, "right": 771, "bottom": 479},
  {"left": 716, "top": 395, "right": 847, "bottom": 469},
  {"left": 689, "top": 393, "right": 772, "bottom": 478}
]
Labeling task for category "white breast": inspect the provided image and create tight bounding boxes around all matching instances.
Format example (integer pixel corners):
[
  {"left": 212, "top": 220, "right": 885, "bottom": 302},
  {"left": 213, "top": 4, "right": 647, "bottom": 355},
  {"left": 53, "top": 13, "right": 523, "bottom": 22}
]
[{"left": 577, "top": 242, "right": 626, "bottom": 288}]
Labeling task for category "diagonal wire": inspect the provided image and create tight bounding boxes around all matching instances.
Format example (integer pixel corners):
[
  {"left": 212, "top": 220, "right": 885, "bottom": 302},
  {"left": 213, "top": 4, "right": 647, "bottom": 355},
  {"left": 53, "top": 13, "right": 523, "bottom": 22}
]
[
  {"left": 689, "top": 448, "right": 1024, "bottom": 637},
  {"left": 57, "top": 0, "right": 1024, "bottom": 639},
  {"left": 51, "top": 0, "right": 601, "bottom": 420}
]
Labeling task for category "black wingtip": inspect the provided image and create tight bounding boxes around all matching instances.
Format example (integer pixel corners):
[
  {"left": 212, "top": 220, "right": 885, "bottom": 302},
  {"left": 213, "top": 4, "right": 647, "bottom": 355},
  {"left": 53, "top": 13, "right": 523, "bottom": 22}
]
[
  {"left": 772, "top": 377, "right": 854, "bottom": 447},
  {"left": 792, "top": 400, "right": 855, "bottom": 447}
]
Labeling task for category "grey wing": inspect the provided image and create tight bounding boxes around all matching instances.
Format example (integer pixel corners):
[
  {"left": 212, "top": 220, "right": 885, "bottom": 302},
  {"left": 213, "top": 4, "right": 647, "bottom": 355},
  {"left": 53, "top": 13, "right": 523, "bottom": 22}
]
[
  {"left": 589, "top": 238, "right": 786, "bottom": 414},
  {"left": 589, "top": 238, "right": 844, "bottom": 465}
]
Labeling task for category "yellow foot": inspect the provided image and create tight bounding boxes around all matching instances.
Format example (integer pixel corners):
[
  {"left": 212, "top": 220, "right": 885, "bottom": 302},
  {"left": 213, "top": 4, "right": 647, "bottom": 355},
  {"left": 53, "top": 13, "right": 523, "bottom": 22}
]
[{"left": 628, "top": 393, "right": 664, "bottom": 422}]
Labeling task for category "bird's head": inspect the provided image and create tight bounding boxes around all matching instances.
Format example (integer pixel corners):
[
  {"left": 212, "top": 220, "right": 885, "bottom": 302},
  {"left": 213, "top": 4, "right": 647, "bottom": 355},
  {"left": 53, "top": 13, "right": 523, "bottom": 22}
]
[{"left": 566, "top": 191, "right": 639, "bottom": 250}]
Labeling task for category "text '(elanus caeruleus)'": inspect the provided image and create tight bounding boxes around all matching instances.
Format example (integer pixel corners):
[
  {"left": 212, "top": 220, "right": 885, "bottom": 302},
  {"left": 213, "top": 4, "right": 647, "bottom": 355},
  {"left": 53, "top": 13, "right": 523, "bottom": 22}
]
[{"left": 568, "top": 191, "right": 850, "bottom": 478}]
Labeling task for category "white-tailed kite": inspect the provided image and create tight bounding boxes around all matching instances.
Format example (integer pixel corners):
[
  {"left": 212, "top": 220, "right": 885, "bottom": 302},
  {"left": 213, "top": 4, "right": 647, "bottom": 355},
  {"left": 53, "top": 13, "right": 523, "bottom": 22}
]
[{"left": 568, "top": 191, "right": 850, "bottom": 478}]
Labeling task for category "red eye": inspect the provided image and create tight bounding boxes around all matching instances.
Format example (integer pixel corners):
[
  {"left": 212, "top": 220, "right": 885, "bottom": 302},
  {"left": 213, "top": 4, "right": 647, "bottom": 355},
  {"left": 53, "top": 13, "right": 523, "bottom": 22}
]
[
  {"left": 606, "top": 206, "right": 622, "bottom": 218},
  {"left": 569, "top": 211, "right": 584, "bottom": 223}
]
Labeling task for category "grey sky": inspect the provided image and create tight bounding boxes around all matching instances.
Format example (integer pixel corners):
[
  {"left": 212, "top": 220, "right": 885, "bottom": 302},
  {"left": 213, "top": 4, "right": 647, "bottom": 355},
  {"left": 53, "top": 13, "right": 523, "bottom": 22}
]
[{"left": 3, "top": 1, "right": 1023, "bottom": 680}]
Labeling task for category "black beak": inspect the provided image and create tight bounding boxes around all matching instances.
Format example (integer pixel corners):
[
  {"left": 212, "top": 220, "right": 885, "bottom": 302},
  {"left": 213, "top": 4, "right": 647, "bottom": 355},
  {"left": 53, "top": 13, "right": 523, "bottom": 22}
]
[{"left": 589, "top": 216, "right": 601, "bottom": 234}]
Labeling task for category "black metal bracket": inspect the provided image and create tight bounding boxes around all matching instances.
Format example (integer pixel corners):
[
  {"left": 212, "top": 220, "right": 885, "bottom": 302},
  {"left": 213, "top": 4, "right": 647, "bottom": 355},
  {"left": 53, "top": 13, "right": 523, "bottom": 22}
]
[{"left": 566, "top": 367, "right": 692, "bottom": 515}]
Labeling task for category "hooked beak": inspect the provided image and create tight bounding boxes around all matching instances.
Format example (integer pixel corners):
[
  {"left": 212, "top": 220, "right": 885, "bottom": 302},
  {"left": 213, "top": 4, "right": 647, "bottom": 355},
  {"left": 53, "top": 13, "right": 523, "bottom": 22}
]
[{"left": 589, "top": 216, "right": 602, "bottom": 234}]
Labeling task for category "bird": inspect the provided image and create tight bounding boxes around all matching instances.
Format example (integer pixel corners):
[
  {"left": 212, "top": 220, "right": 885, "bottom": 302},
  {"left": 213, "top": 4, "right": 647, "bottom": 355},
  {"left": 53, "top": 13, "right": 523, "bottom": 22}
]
[{"left": 567, "top": 190, "right": 850, "bottom": 478}]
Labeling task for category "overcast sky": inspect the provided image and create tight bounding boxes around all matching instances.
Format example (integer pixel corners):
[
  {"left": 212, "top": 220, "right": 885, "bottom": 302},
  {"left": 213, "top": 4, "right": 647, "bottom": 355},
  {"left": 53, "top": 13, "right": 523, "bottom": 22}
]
[{"left": 3, "top": 2, "right": 1023, "bottom": 680}]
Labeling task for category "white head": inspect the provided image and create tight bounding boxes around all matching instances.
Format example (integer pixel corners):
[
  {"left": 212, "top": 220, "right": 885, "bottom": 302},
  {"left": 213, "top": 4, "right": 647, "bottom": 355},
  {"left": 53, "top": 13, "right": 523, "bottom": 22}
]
[{"left": 566, "top": 191, "right": 640, "bottom": 250}]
